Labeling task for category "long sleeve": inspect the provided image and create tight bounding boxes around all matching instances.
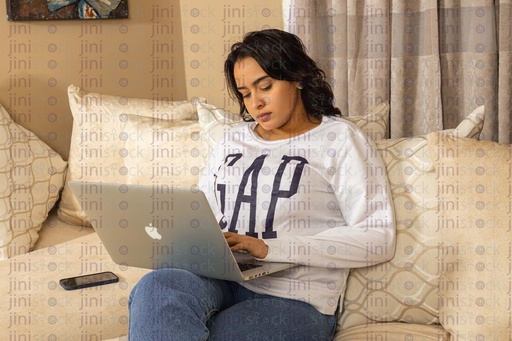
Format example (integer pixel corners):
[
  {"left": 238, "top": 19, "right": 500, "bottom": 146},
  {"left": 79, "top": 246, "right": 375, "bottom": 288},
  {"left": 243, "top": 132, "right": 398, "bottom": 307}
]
[{"left": 262, "top": 129, "right": 395, "bottom": 269}]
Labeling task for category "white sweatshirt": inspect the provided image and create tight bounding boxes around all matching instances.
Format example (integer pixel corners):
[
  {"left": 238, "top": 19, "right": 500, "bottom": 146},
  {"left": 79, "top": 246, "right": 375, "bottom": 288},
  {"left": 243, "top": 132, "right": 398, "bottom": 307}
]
[{"left": 198, "top": 116, "right": 395, "bottom": 315}]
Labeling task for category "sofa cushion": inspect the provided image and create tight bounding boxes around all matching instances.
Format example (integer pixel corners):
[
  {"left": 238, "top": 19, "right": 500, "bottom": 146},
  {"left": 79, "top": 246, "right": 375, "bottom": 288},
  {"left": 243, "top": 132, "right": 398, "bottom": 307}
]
[
  {"left": 339, "top": 106, "right": 485, "bottom": 328},
  {"left": 58, "top": 85, "right": 201, "bottom": 226},
  {"left": 335, "top": 322, "right": 449, "bottom": 340},
  {"left": 0, "top": 232, "right": 150, "bottom": 339},
  {"left": 0, "top": 103, "right": 67, "bottom": 259},
  {"left": 427, "top": 132, "right": 511, "bottom": 339},
  {"left": 33, "top": 209, "right": 93, "bottom": 251},
  {"left": 197, "top": 99, "right": 390, "bottom": 154}
]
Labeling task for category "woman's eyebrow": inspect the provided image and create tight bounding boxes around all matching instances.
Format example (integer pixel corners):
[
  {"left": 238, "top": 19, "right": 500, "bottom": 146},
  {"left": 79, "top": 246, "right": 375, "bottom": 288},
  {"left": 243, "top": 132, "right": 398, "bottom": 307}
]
[{"left": 236, "top": 75, "right": 271, "bottom": 91}]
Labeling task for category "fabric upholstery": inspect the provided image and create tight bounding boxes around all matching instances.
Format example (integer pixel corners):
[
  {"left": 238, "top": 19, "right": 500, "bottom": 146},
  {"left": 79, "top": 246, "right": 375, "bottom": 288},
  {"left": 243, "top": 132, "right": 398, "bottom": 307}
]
[
  {"left": 0, "top": 103, "right": 67, "bottom": 259},
  {"left": 58, "top": 85, "right": 200, "bottom": 226},
  {"left": 427, "top": 131, "right": 512, "bottom": 339},
  {"left": 339, "top": 106, "right": 484, "bottom": 328}
]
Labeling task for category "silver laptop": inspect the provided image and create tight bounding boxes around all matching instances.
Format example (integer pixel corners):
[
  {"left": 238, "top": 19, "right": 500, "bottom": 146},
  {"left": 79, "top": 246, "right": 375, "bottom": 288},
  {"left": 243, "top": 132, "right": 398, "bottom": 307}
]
[{"left": 68, "top": 181, "right": 296, "bottom": 281}]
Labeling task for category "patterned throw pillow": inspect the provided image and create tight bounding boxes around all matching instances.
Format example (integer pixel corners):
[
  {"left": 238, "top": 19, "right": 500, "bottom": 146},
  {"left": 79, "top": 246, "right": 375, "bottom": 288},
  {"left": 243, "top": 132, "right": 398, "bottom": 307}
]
[
  {"left": 57, "top": 85, "right": 201, "bottom": 227},
  {"left": 0, "top": 104, "right": 67, "bottom": 259},
  {"left": 339, "top": 106, "right": 485, "bottom": 329}
]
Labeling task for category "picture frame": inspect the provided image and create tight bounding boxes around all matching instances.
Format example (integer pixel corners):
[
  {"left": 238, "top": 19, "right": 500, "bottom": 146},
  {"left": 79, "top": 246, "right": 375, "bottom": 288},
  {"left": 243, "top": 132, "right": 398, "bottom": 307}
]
[{"left": 6, "top": 0, "right": 129, "bottom": 21}]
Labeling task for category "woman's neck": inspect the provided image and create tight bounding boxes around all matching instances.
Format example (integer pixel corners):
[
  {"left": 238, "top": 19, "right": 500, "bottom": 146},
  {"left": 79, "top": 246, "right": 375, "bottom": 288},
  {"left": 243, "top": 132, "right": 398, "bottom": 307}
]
[{"left": 254, "top": 116, "right": 322, "bottom": 141}]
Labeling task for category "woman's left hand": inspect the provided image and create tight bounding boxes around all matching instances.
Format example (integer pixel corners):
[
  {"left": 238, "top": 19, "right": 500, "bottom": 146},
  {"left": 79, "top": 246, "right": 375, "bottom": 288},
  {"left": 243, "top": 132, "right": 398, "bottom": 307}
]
[{"left": 223, "top": 232, "right": 269, "bottom": 259}]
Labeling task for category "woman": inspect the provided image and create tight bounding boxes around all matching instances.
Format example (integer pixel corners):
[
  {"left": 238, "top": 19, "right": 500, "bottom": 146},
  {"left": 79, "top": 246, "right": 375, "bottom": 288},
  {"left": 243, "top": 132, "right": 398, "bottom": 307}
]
[{"left": 129, "top": 29, "right": 395, "bottom": 340}]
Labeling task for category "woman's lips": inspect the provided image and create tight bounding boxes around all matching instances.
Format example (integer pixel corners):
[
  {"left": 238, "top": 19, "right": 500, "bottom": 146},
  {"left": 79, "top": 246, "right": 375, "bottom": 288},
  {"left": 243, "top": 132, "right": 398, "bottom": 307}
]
[{"left": 258, "top": 113, "right": 271, "bottom": 122}]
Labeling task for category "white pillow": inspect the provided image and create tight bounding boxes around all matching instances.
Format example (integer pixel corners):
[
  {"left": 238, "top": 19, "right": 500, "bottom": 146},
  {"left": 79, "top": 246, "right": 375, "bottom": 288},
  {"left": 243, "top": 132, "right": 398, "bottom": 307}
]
[
  {"left": 0, "top": 104, "right": 67, "bottom": 259},
  {"left": 197, "top": 99, "right": 244, "bottom": 151},
  {"left": 58, "top": 85, "right": 201, "bottom": 226}
]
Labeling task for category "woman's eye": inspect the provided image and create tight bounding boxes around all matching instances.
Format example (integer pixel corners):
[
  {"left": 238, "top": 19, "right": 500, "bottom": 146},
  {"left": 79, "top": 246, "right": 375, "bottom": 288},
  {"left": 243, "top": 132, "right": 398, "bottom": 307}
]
[
  {"left": 242, "top": 93, "right": 250, "bottom": 99},
  {"left": 261, "top": 84, "right": 272, "bottom": 91}
]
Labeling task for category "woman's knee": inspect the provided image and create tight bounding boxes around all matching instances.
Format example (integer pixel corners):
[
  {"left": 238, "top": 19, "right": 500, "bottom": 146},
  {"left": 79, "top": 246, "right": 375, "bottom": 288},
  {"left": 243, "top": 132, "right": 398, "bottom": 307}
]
[
  {"left": 138, "top": 268, "right": 202, "bottom": 288},
  {"left": 129, "top": 269, "right": 199, "bottom": 304},
  {"left": 129, "top": 268, "right": 231, "bottom": 310}
]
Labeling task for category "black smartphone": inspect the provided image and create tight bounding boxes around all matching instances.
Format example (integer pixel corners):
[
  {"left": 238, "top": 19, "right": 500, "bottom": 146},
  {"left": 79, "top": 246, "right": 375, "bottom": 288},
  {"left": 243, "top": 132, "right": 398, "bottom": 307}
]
[{"left": 59, "top": 271, "right": 119, "bottom": 290}]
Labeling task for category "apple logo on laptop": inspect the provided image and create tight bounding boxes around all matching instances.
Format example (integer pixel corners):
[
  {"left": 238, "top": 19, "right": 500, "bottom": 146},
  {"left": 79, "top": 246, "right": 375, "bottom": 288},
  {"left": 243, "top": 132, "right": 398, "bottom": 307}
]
[{"left": 145, "top": 223, "right": 162, "bottom": 240}]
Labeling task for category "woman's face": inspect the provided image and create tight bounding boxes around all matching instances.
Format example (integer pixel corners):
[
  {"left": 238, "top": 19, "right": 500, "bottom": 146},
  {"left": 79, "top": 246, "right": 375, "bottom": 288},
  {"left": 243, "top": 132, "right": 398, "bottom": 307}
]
[{"left": 233, "top": 57, "right": 307, "bottom": 138}]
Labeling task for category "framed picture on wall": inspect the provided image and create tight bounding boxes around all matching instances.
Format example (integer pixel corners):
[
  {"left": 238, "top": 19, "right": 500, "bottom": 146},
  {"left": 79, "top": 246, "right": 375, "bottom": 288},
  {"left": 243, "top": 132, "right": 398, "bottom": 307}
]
[{"left": 6, "top": 0, "right": 129, "bottom": 21}]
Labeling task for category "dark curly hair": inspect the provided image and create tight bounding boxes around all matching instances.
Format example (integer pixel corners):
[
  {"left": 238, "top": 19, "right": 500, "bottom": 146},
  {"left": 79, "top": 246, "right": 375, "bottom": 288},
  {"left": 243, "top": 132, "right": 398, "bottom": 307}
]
[{"left": 224, "top": 29, "right": 342, "bottom": 121}]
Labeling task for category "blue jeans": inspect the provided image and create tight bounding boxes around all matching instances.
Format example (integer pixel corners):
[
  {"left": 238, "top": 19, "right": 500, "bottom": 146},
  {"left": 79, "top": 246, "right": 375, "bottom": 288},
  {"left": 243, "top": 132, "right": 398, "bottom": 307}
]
[{"left": 128, "top": 268, "right": 337, "bottom": 340}]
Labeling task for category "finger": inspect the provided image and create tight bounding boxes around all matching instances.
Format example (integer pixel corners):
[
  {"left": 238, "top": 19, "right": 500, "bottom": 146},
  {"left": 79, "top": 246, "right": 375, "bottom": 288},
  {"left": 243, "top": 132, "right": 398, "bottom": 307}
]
[
  {"left": 225, "top": 236, "right": 242, "bottom": 247},
  {"left": 229, "top": 239, "right": 246, "bottom": 250}
]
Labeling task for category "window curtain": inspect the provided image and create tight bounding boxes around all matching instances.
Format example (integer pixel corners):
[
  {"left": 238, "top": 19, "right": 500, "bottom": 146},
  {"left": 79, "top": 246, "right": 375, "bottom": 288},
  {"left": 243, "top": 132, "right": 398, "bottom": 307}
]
[{"left": 283, "top": 0, "right": 512, "bottom": 142}]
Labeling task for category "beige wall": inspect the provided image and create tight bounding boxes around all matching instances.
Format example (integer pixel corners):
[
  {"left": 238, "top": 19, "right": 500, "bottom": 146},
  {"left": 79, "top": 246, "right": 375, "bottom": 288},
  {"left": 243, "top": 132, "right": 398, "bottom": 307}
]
[
  {"left": 0, "top": 1, "right": 283, "bottom": 159},
  {"left": 180, "top": 1, "right": 283, "bottom": 110}
]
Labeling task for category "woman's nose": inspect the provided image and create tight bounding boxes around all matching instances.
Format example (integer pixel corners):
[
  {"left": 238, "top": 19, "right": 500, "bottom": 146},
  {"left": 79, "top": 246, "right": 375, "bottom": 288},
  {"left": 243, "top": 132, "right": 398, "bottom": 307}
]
[
  {"left": 251, "top": 95, "right": 268, "bottom": 109},
  {"left": 251, "top": 96, "right": 263, "bottom": 109}
]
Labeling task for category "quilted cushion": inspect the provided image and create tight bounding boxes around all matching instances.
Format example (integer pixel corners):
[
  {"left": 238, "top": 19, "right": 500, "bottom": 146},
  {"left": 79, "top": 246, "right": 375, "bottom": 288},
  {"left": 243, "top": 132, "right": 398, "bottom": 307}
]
[
  {"left": 0, "top": 103, "right": 67, "bottom": 259},
  {"left": 339, "top": 106, "right": 484, "bottom": 328}
]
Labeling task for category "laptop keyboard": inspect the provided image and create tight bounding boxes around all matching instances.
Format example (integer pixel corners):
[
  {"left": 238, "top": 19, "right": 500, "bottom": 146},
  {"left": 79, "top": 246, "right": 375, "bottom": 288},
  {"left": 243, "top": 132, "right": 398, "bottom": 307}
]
[{"left": 237, "top": 262, "right": 261, "bottom": 272}]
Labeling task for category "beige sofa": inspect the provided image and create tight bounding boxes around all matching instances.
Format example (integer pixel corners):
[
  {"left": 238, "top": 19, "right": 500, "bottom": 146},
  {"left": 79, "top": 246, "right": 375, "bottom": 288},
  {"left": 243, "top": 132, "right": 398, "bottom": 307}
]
[{"left": 2, "top": 85, "right": 510, "bottom": 340}]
